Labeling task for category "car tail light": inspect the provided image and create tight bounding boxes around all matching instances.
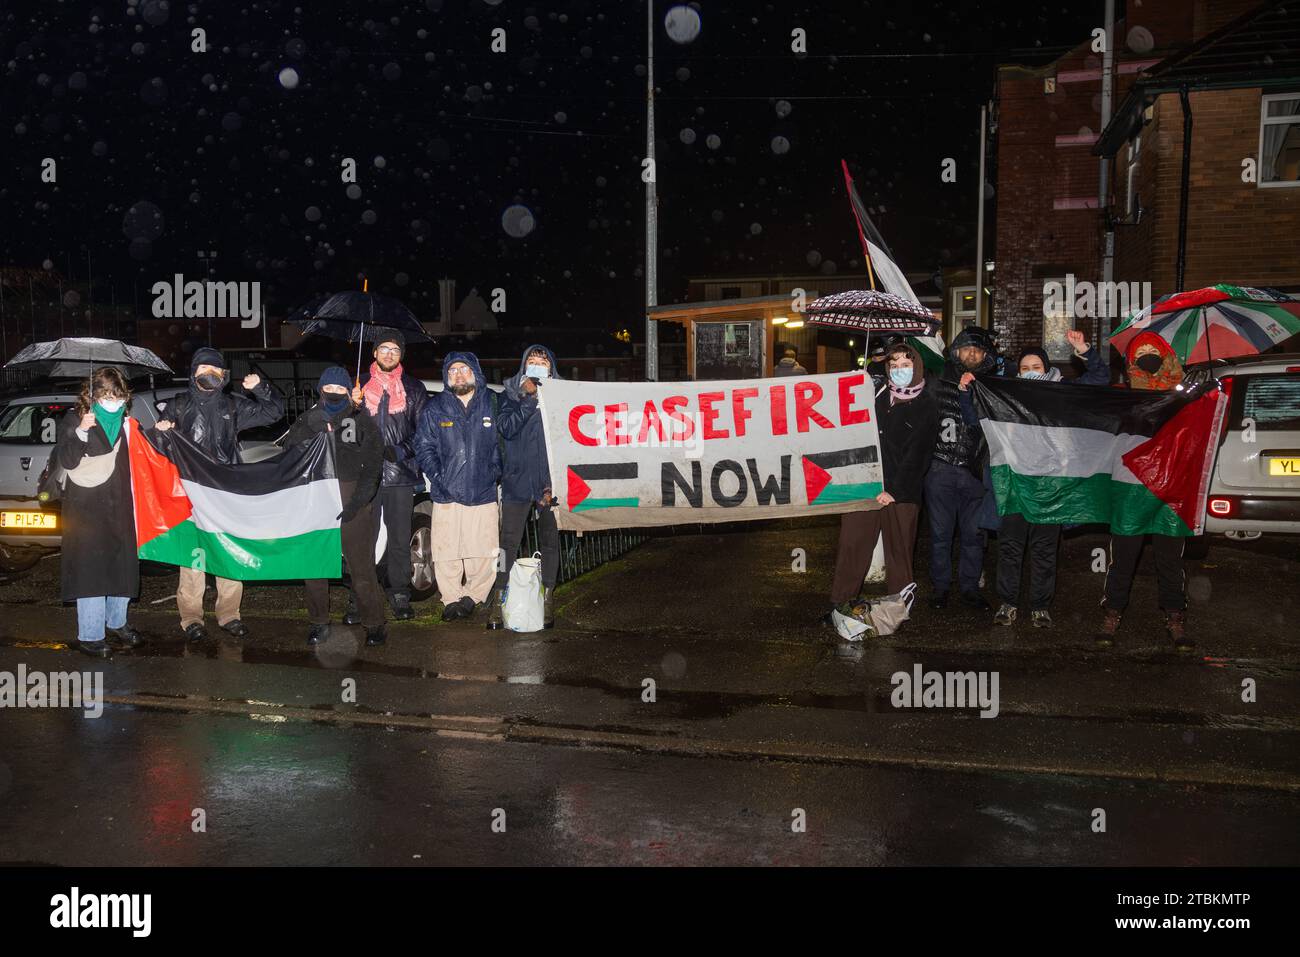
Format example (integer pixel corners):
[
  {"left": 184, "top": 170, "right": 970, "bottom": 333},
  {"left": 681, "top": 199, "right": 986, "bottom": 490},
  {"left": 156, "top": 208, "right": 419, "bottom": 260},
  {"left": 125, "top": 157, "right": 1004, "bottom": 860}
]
[
  {"left": 1287, "top": 366, "right": 1300, "bottom": 373},
  {"left": 1208, "top": 496, "right": 1236, "bottom": 517}
]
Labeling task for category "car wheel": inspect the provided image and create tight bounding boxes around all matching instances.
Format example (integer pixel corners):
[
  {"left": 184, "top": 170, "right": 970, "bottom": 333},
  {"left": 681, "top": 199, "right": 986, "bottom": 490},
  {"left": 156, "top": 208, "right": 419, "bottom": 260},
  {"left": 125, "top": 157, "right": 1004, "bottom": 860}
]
[
  {"left": 408, "top": 511, "right": 438, "bottom": 604},
  {"left": 0, "top": 544, "right": 45, "bottom": 574}
]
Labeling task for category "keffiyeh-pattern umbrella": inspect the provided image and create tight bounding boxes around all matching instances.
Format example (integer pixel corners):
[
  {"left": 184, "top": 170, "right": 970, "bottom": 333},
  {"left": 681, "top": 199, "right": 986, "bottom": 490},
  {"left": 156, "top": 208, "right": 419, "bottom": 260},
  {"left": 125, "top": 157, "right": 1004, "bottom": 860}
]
[
  {"left": 804, "top": 289, "right": 940, "bottom": 335},
  {"left": 1109, "top": 284, "right": 1300, "bottom": 364}
]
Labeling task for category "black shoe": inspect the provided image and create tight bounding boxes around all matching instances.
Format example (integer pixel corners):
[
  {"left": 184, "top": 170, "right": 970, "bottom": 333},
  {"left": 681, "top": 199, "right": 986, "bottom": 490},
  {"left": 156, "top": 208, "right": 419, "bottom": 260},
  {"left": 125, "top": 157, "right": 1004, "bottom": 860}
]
[
  {"left": 390, "top": 593, "right": 414, "bottom": 621},
  {"left": 184, "top": 622, "right": 209, "bottom": 642},
  {"left": 343, "top": 605, "right": 362, "bottom": 626},
  {"left": 457, "top": 596, "right": 476, "bottom": 618},
  {"left": 221, "top": 619, "right": 250, "bottom": 639},
  {"left": 365, "top": 625, "right": 387, "bottom": 646},
  {"left": 959, "top": 590, "right": 991, "bottom": 611},
  {"left": 75, "top": 639, "right": 111, "bottom": 658},
  {"left": 928, "top": 592, "right": 949, "bottom": 610},
  {"left": 106, "top": 625, "right": 144, "bottom": 648},
  {"left": 306, "top": 624, "right": 329, "bottom": 645},
  {"left": 441, "top": 601, "right": 464, "bottom": 622}
]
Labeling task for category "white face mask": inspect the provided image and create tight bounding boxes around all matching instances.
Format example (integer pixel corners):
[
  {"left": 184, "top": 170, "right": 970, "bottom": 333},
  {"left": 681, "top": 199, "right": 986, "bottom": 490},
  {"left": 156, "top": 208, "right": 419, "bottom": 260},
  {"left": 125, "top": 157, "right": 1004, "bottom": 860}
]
[
  {"left": 96, "top": 397, "right": 125, "bottom": 413},
  {"left": 525, "top": 363, "right": 551, "bottom": 379}
]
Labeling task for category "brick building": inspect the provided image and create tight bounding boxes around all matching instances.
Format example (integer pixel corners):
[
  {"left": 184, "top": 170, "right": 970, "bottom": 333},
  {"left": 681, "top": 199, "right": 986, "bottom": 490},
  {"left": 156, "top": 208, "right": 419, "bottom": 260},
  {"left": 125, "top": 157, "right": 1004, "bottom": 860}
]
[{"left": 992, "top": 0, "right": 1298, "bottom": 366}]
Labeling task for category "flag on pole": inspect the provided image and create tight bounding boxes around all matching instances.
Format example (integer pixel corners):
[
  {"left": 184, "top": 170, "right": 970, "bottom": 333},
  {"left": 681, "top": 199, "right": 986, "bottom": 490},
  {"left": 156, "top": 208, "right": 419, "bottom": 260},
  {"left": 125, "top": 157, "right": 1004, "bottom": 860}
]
[
  {"left": 128, "top": 419, "right": 343, "bottom": 580},
  {"left": 970, "top": 378, "right": 1229, "bottom": 536}
]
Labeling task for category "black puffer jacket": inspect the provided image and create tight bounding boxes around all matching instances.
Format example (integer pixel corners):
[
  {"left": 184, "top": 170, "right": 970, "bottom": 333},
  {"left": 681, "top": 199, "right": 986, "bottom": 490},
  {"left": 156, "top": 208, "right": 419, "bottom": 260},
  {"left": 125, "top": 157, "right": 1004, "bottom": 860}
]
[
  {"left": 355, "top": 366, "right": 428, "bottom": 488},
  {"left": 160, "top": 357, "right": 284, "bottom": 465},
  {"left": 932, "top": 326, "right": 1000, "bottom": 477}
]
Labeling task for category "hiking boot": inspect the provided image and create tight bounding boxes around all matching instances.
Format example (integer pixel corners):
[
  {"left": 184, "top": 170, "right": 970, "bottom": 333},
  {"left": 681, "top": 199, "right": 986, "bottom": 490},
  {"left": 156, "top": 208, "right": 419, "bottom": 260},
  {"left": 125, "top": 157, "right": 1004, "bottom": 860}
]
[
  {"left": 1094, "top": 608, "right": 1122, "bottom": 648},
  {"left": 485, "top": 587, "right": 504, "bottom": 630},
  {"left": 106, "top": 625, "right": 144, "bottom": 648},
  {"left": 457, "top": 595, "right": 476, "bottom": 619},
  {"left": 184, "top": 622, "right": 208, "bottom": 642},
  {"left": 543, "top": 586, "right": 555, "bottom": 629},
  {"left": 221, "top": 619, "right": 250, "bottom": 639},
  {"left": 365, "top": 625, "right": 387, "bottom": 647},
  {"left": 306, "top": 624, "right": 329, "bottom": 645},
  {"left": 960, "top": 590, "right": 991, "bottom": 611},
  {"left": 75, "top": 639, "right": 111, "bottom": 658},
  {"left": 1166, "top": 610, "right": 1193, "bottom": 652},
  {"left": 390, "top": 592, "right": 414, "bottom": 622},
  {"left": 440, "top": 601, "right": 463, "bottom": 622},
  {"left": 1030, "top": 610, "right": 1054, "bottom": 629},
  {"left": 993, "top": 604, "right": 1017, "bottom": 626}
]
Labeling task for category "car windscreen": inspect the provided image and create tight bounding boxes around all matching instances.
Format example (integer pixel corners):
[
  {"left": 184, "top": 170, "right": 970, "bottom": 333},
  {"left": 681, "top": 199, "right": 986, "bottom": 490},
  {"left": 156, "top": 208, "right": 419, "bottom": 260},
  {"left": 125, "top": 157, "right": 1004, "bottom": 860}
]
[
  {"left": 0, "top": 402, "right": 75, "bottom": 444},
  {"left": 1241, "top": 374, "right": 1300, "bottom": 432}
]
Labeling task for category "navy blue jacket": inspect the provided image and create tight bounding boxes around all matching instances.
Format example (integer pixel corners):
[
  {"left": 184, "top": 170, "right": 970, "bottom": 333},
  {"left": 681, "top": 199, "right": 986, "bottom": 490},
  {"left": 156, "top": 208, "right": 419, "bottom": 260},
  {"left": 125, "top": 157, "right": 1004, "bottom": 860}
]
[
  {"left": 414, "top": 351, "right": 501, "bottom": 506},
  {"left": 497, "top": 344, "right": 561, "bottom": 505}
]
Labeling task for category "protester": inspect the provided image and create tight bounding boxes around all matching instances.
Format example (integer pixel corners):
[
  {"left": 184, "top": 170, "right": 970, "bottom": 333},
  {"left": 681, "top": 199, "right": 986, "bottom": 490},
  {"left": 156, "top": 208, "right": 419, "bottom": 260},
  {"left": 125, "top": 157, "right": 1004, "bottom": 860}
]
[
  {"left": 829, "top": 342, "right": 938, "bottom": 619},
  {"left": 489, "top": 344, "right": 562, "bottom": 630},
  {"left": 1096, "top": 332, "right": 1193, "bottom": 652},
  {"left": 958, "top": 329, "right": 1111, "bottom": 627},
  {"left": 925, "top": 325, "right": 999, "bottom": 609},
  {"left": 286, "top": 367, "right": 387, "bottom": 646},
  {"left": 414, "top": 352, "right": 502, "bottom": 622},
  {"left": 56, "top": 367, "right": 143, "bottom": 657},
  {"left": 348, "top": 331, "right": 427, "bottom": 622},
  {"left": 155, "top": 347, "right": 284, "bottom": 641},
  {"left": 774, "top": 347, "right": 808, "bottom": 377}
]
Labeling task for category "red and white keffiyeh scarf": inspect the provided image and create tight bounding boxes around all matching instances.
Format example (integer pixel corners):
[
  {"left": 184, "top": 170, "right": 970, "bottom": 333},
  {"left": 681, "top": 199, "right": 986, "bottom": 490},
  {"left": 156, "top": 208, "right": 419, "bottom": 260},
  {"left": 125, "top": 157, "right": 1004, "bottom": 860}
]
[{"left": 363, "top": 361, "right": 407, "bottom": 414}]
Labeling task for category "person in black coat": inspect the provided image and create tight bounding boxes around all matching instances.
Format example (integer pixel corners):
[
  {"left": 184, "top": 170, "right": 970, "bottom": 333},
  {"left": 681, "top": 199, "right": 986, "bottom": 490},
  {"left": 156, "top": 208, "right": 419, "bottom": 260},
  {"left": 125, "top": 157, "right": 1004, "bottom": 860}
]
[
  {"left": 486, "top": 344, "right": 562, "bottom": 630},
  {"left": 830, "top": 342, "right": 939, "bottom": 616},
  {"left": 55, "top": 366, "right": 144, "bottom": 657},
  {"left": 285, "top": 366, "right": 387, "bottom": 647},
  {"left": 155, "top": 346, "right": 284, "bottom": 641},
  {"left": 348, "top": 330, "right": 428, "bottom": 620}
]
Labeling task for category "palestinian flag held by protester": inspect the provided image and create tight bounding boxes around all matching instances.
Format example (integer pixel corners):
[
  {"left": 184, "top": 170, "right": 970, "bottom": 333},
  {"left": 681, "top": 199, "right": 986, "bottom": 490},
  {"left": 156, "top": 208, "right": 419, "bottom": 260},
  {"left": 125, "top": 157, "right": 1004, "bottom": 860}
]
[
  {"left": 970, "top": 378, "right": 1229, "bottom": 536},
  {"left": 127, "top": 419, "right": 342, "bottom": 580}
]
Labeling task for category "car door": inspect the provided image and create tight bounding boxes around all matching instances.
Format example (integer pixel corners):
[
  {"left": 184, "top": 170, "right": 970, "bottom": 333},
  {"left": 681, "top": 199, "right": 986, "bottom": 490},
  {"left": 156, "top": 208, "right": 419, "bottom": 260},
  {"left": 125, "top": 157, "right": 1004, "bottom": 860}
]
[{"left": 0, "top": 394, "right": 75, "bottom": 502}]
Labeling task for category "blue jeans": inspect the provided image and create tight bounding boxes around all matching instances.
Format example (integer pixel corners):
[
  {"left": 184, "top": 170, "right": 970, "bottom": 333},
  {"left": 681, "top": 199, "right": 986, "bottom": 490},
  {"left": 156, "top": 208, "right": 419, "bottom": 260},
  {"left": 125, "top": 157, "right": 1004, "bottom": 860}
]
[
  {"left": 77, "top": 596, "right": 130, "bottom": 644},
  {"left": 924, "top": 459, "right": 987, "bottom": 593}
]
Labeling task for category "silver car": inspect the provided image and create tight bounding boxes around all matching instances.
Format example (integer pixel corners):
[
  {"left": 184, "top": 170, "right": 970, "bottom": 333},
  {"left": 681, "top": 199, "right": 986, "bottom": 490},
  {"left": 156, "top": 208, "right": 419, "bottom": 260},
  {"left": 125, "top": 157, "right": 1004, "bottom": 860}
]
[{"left": 1202, "top": 353, "right": 1300, "bottom": 538}]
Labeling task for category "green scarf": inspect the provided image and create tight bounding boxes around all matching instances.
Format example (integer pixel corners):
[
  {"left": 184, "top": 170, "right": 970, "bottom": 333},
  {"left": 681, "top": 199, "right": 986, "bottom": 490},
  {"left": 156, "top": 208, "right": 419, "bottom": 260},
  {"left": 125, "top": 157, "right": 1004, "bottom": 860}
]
[{"left": 92, "top": 403, "right": 125, "bottom": 446}]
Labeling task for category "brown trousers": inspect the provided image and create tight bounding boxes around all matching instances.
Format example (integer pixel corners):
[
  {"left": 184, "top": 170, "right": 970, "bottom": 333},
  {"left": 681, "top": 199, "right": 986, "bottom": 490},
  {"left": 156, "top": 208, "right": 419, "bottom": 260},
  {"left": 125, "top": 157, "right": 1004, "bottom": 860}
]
[
  {"left": 304, "top": 481, "right": 385, "bottom": 629},
  {"left": 830, "top": 503, "right": 921, "bottom": 603},
  {"left": 177, "top": 566, "right": 243, "bottom": 628}
]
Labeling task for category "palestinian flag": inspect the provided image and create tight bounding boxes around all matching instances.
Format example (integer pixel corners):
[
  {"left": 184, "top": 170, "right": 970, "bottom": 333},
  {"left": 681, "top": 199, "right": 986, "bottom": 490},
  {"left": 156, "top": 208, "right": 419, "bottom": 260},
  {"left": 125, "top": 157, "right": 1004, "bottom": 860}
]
[
  {"left": 128, "top": 419, "right": 342, "bottom": 580},
  {"left": 970, "top": 378, "right": 1229, "bottom": 536}
]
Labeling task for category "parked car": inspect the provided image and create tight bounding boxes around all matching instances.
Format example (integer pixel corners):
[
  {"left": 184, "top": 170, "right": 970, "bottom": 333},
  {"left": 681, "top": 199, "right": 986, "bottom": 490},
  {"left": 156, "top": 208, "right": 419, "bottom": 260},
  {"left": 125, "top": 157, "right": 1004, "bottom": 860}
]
[{"left": 1193, "top": 353, "right": 1300, "bottom": 554}]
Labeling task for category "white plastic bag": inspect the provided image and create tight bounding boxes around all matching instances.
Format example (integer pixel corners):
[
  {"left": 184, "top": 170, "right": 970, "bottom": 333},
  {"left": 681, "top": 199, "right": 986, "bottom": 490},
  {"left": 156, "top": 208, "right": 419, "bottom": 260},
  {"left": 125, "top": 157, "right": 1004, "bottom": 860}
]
[
  {"left": 831, "top": 583, "right": 917, "bottom": 641},
  {"left": 502, "top": 551, "right": 545, "bottom": 633}
]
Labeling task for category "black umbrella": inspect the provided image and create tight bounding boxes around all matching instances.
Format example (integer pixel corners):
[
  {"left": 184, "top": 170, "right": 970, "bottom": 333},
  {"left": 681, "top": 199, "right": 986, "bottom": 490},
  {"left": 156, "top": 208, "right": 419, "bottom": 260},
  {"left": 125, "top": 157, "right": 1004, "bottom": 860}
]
[
  {"left": 4, "top": 337, "right": 173, "bottom": 379},
  {"left": 284, "top": 289, "right": 430, "bottom": 381}
]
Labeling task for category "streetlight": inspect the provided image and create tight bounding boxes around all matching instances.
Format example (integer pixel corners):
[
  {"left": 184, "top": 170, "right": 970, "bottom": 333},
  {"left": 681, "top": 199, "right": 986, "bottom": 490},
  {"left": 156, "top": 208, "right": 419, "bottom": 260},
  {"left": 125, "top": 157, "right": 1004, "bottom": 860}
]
[{"left": 197, "top": 249, "right": 217, "bottom": 345}]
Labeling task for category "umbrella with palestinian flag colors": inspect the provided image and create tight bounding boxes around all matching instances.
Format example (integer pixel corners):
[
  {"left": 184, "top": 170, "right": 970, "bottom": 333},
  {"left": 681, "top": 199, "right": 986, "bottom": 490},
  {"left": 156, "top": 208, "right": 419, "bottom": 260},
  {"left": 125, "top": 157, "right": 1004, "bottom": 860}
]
[{"left": 1109, "top": 284, "right": 1300, "bottom": 365}]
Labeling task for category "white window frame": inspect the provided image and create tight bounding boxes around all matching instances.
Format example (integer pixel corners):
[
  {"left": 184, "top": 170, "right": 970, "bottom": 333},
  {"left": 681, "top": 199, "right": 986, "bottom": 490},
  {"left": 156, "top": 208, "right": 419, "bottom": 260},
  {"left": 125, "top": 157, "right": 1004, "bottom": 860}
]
[
  {"left": 1259, "top": 92, "right": 1300, "bottom": 189},
  {"left": 1125, "top": 133, "right": 1141, "bottom": 216},
  {"left": 949, "top": 285, "right": 978, "bottom": 343}
]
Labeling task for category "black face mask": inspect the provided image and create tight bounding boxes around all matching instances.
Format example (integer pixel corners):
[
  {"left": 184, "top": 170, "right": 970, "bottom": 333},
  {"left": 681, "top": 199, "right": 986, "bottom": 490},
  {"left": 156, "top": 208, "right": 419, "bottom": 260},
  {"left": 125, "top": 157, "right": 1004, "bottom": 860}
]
[
  {"left": 194, "top": 372, "right": 225, "bottom": 391},
  {"left": 322, "top": 395, "right": 350, "bottom": 415},
  {"left": 1134, "top": 354, "right": 1163, "bottom": 375}
]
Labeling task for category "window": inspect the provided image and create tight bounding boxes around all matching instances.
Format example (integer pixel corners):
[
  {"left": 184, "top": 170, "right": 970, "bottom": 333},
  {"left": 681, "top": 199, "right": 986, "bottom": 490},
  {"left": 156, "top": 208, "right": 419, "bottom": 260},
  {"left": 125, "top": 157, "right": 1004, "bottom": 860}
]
[
  {"left": 1242, "top": 374, "right": 1300, "bottom": 431},
  {"left": 1041, "top": 276, "right": 1073, "bottom": 361},
  {"left": 0, "top": 402, "right": 72, "bottom": 444},
  {"left": 1260, "top": 93, "right": 1300, "bottom": 188},
  {"left": 720, "top": 286, "right": 742, "bottom": 299},
  {"left": 1125, "top": 133, "right": 1141, "bottom": 217}
]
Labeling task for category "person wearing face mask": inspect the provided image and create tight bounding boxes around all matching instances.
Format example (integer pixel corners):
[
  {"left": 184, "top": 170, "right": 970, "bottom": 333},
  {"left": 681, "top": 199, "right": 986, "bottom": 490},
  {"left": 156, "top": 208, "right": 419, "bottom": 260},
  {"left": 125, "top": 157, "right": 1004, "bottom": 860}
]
[
  {"left": 154, "top": 347, "right": 284, "bottom": 642},
  {"left": 285, "top": 367, "right": 387, "bottom": 646},
  {"left": 926, "top": 325, "right": 1000, "bottom": 611},
  {"left": 1096, "top": 332, "right": 1193, "bottom": 652},
  {"left": 347, "top": 331, "right": 428, "bottom": 622},
  {"left": 829, "top": 342, "right": 938, "bottom": 622},
  {"left": 487, "top": 344, "right": 563, "bottom": 630},
  {"left": 55, "top": 367, "right": 144, "bottom": 657},
  {"left": 414, "top": 352, "right": 502, "bottom": 622}
]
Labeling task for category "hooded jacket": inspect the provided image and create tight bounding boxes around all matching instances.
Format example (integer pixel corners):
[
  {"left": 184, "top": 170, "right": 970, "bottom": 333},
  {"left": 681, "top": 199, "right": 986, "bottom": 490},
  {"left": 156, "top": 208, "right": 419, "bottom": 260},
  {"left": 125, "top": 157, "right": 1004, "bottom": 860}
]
[
  {"left": 876, "top": 344, "right": 939, "bottom": 505},
  {"left": 497, "top": 344, "right": 561, "bottom": 504},
  {"left": 159, "top": 349, "right": 284, "bottom": 464},
  {"left": 1125, "top": 332, "right": 1185, "bottom": 391},
  {"left": 355, "top": 364, "right": 428, "bottom": 488},
  {"left": 933, "top": 325, "right": 999, "bottom": 475},
  {"left": 284, "top": 398, "right": 384, "bottom": 515},
  {"left": 414, "top": 351, "right": 502, "bottom": 506}
]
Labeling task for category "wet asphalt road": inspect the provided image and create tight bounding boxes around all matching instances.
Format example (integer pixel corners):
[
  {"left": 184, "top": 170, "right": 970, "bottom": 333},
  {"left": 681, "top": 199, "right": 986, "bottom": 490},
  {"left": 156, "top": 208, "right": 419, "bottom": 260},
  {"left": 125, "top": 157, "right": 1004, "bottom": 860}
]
[{"left": 0, "top": 519, "right": 1297, "bottom": 865}]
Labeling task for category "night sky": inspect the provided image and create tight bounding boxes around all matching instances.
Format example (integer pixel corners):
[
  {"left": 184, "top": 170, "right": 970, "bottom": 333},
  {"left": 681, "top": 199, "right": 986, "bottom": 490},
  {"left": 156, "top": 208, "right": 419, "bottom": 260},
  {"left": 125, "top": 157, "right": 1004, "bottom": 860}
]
[{"left": 3, "top": 1, "right": 1098, "bottom": 333}]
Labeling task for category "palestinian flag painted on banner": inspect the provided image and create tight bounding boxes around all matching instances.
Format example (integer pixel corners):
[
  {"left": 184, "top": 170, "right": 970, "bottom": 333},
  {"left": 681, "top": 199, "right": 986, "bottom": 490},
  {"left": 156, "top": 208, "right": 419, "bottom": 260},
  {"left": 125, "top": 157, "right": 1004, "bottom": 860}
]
[
  {"left": 970, "top": 378, "right": 1229, "bottom": 536},
  {"left": 127, "top": 419, "right": 342, "bottom": 580}
]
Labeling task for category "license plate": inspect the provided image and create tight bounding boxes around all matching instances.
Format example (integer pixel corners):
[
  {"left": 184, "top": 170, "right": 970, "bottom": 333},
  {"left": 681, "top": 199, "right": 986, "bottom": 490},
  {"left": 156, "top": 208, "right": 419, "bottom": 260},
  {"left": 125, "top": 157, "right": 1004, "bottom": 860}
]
[
  {"left": 1268, "top": 457, "right": 1300, "bottom": 476},
  {"left": 0, "top": 510, "right": 57, "bottom": 530}
]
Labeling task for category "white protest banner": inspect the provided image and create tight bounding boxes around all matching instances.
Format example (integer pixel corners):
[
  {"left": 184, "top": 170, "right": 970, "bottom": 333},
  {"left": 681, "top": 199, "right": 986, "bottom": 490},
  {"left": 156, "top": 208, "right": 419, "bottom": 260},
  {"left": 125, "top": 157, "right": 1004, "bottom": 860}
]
[{"left": 537, "top": 372, "right": 884, "bottom": 531}]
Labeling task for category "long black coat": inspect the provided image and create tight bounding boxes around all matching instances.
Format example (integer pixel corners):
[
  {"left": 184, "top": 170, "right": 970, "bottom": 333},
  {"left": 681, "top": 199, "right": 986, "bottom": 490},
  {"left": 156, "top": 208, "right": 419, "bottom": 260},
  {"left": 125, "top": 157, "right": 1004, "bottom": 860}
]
[{"left": 55, "top": 410, "right": 139, "bottom": 601}]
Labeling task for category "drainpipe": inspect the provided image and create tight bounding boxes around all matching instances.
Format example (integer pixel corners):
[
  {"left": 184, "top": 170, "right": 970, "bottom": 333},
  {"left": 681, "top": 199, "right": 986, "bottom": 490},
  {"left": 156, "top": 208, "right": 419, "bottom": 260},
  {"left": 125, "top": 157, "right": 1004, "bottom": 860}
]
[
  {"left": 1098, "top": 0, "right": 1115, "bottom": 343},
  {"left": 1176, "top": 85, "right": 1193, "bottom": 292}
]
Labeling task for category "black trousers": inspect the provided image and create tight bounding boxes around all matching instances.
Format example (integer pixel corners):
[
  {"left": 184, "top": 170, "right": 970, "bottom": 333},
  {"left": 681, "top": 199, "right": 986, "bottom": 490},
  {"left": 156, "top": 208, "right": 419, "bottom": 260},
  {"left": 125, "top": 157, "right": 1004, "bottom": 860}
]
[
  {"left": 306, "top": 480, "right": 385, "bottom": 629},
  {"left": 1103, "top": 533, "right": 1187, "bottom": 612},
  {"left": 496, "top": 501, "right": 560, "bottom": 589},
  {"left": 371, "top": 485, "right": 414, "bottom": 596},
  {"left": 996, "top": 512, "right": 1061, "bottom": 611}
]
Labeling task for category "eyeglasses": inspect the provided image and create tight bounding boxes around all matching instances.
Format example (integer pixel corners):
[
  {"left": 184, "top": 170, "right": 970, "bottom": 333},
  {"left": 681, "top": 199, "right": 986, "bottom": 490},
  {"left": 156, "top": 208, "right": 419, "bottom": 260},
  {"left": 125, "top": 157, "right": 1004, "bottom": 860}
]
[{"left": 376, "top": 346, "right": 401, "bottom": 356}]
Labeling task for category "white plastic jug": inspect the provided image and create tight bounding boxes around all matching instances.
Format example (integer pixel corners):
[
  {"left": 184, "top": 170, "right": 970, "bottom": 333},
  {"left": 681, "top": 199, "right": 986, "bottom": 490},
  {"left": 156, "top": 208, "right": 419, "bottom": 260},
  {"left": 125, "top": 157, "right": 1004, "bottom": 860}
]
[{"left": 503, "top": 551, "right": 545, "bottom": 633}]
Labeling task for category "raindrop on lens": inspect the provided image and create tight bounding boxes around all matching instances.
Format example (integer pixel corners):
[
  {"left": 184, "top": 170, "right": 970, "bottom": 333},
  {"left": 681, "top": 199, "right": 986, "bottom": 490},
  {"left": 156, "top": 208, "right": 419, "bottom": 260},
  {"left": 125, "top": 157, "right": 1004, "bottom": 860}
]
[
  {"left": 501, "top": 204, "right": 536, "bottom": 238},
  {"left": 663, "top": 5, "right": 702, "bottom": 44},
  {"left": 278, "top": 67, "right": 300, "bottom": 89},
  {"left": 679, "top": 127, "right": 696, "bottom": 145},
  {"left": 770, "top": 135, "right": 790, "bottom": 155}
]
